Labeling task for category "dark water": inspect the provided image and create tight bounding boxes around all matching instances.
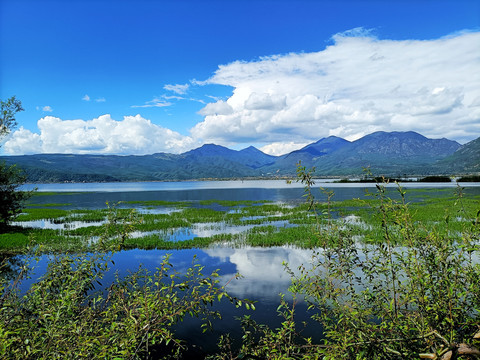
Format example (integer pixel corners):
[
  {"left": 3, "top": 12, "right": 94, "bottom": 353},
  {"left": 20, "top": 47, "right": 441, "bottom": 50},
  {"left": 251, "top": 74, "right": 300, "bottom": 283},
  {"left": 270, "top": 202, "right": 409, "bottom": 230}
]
[
  {"left": 115, "top": 247, "right": 321, "bottom": 353},
  {"left": 17, "top": 246, "right": 320, "bottom": 355},
  {"left": 15, "top": 180, "right": 480, "bottom": 355}
]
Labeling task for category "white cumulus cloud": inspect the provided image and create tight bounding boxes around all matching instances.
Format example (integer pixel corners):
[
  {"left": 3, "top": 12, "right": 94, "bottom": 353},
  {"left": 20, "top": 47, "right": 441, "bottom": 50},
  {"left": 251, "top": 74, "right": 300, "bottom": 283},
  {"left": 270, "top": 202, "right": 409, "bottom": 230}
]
[
  {"left": 192, "top": 30, "right": 480, "bottom": 145},
  {"left": 260, "top": 141, "right": 311, "bottom": 156},
  {"left": 4, "top": 114, "right": 197, "bottom": 155},
  {"left": 3, "top": 127, "right": 43, "bottom": 154},
  {"left": 197, "top": 100, "right": 233, "bottom": 116}
]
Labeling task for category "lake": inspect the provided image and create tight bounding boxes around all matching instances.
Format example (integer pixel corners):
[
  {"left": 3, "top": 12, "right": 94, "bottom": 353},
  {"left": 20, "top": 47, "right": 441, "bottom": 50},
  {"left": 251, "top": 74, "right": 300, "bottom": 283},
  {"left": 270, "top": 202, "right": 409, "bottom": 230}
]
[
  {"left": 20, "top": 179, "right": 480, "bottom": 209},
  {"left": 15, "top": 179, "right": 480, "bottom": 355}
]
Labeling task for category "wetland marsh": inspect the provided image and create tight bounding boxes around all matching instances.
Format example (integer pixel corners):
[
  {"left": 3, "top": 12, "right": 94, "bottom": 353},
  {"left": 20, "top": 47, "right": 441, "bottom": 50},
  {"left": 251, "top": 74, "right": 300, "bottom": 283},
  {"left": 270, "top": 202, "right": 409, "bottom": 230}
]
[
  {"left": 6, "top": 180, "right": 480, "bottom": 253},
  {"left": 2, "top": 179, "right": 480, "bottom": 358}
]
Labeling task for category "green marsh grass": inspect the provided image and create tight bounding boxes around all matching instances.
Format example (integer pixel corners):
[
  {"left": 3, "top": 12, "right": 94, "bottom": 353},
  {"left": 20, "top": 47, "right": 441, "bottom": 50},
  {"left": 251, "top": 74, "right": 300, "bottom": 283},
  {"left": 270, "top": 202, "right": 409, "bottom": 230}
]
[
  {"left": 15, "top": 208, "right": 68, "bottom": 221},
  {"left": 4, "top": 187, "right": 479, "bottom": 253},
  {"left": 123, "top": 234, "right": 224, "bottom": 250},
  {"left": 245, "top": 225, "right": 316, "bottom": 247},
  {"left": 68, "top": 209, "right": 109, "bottom": 222},
  {"left": 0, "top": 227, "right": 79, "bottom": 251}
]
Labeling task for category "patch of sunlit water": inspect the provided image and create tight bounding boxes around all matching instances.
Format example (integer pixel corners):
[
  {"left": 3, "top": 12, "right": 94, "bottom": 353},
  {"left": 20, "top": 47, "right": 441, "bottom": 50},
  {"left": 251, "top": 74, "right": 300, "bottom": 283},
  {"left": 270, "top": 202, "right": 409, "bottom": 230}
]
[
  {"left": 11, "top": 219, "right": 106, "bottom": 230},
  {"left": 134, "top": 207, "right": 182, "bottom": 215}
]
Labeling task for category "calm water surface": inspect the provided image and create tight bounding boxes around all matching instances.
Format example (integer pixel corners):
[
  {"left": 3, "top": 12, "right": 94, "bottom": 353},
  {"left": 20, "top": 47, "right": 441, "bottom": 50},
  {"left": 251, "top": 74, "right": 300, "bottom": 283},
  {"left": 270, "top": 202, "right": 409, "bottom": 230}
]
[
  {"left": 19, "top": 246, "right": 320, "bottom": 354},
  {"left": 16, "top": 180, "right": 480, "bottom": 355}
]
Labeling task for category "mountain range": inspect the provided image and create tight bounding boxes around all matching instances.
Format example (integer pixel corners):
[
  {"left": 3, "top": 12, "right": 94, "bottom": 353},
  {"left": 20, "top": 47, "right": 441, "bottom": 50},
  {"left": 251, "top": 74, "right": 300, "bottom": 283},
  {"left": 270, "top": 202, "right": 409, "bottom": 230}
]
[{"left": 1, "top": 131, "right": 478, "bottom": 183}]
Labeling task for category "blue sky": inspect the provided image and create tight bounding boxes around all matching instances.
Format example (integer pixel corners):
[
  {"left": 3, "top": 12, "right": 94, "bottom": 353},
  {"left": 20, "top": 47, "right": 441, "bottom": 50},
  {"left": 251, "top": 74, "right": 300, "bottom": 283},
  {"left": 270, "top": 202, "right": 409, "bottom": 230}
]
[{"left": 1, "top": 0, "right": 479, "bottom": 155}]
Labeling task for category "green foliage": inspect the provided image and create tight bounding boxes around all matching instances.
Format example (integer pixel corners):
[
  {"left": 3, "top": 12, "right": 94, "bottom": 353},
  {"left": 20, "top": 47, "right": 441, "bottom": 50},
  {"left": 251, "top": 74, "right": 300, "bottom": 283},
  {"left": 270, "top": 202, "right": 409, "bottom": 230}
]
[
  {"left": 0, "top": 254, "right": 238, "bottom": 359},
  {"left": 0, "top": 207, "right": 247, "bottom": 359},
  {"left": 284, "top": 168, "right": 480, "bottom": 359},
  {"left": 0, "top": 96, "right": 34, "bottom": 230},
  {"left": 208, "top": 295, "right": 316, "bottom": 360},
  {"left": 0, "top": 96, "right": 23, "bottom": 137},
  {"left": 206, "top": 168, "right": 480, "bottom": 359},
  {"left": 0, "top": 163, "right": 35, "bottom": 229}
]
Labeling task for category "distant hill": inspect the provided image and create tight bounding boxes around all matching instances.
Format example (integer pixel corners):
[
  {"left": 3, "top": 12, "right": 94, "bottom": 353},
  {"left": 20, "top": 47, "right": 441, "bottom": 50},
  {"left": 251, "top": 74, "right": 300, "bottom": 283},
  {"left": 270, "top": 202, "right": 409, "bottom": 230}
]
[
  {"left": 265, "top": 136, "right": 350, "bottom": 174},
  {"left": 264, "top": 131, "right": 462, "bottom": 176},
  {"left": 435, "top": 137, "right": 480, "bottom": 174},
  {"left": 1, "top": 131, "right": 477, "bottom": 183},
  {"left": 182, "top": 144, "right": 276, "bottom": 169},
  {"left": 1, "top": 145, "right": 274, "bottom": 182},
  {"left": 312, "top": 131, "right": 461, "bottom": 176}
]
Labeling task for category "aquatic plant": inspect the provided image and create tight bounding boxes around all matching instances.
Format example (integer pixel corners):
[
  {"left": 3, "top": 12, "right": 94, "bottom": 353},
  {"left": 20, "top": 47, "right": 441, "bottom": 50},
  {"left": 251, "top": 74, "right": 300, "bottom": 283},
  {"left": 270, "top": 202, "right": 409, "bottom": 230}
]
[{"left": 0, "top": 207, "right": 249, "bottom": 359}]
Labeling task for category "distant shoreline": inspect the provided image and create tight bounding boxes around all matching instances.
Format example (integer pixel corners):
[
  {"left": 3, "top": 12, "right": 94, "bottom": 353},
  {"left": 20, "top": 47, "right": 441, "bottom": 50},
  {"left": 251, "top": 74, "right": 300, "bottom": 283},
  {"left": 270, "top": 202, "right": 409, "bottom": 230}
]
[{"left": 22, "top": 174, "right": 480, "bottom": 185}]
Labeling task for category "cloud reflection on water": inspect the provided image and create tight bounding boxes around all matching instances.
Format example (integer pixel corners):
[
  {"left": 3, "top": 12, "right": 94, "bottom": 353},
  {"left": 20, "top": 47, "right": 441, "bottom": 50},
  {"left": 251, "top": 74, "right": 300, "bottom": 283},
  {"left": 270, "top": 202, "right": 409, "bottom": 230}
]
[
  {"left": 117, "top": 246, "right": 316, "bottom": 303},
  {"left": 204, "top": 246, "right": 315, "bottom": 301}
]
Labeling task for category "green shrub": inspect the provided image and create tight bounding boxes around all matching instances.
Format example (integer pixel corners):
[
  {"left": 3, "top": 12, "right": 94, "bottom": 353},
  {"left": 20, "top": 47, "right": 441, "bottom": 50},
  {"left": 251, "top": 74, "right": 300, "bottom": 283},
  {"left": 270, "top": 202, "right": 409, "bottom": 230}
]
[
  {"left": 0, "top": 207, "right": 248, "bottom": 359},
  {"left": 211, "top": 166, "right": 480, "bottom": 359}
]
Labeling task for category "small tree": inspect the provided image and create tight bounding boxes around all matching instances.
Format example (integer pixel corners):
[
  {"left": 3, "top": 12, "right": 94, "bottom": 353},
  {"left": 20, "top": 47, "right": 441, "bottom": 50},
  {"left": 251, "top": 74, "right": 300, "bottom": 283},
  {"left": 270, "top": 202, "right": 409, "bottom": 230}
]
[
  {"left": 0, "top": 96, "right": 23, "bottom": 137},
  {"left": 0, "top": 96, "right": 33, "bottom": 229},
  {"left": 0, "top": 163, "right": 32, "bottom": 229}
]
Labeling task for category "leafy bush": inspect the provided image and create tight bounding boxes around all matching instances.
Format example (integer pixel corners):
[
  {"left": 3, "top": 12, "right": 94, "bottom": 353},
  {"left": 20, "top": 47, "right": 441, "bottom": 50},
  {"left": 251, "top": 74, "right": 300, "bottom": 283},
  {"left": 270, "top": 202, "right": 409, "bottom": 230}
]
[
  {"left": 211, "top": 165, "right": 480, "bottom": 359},
  {"left": 0, "top": 209, "right": 246, "bottom": 359},
  {"left": 0, "top": 96, "right": 34, "bottom": 230},
  {"left": 299, "top": 169, "right": 480, "bottom": 359}
]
